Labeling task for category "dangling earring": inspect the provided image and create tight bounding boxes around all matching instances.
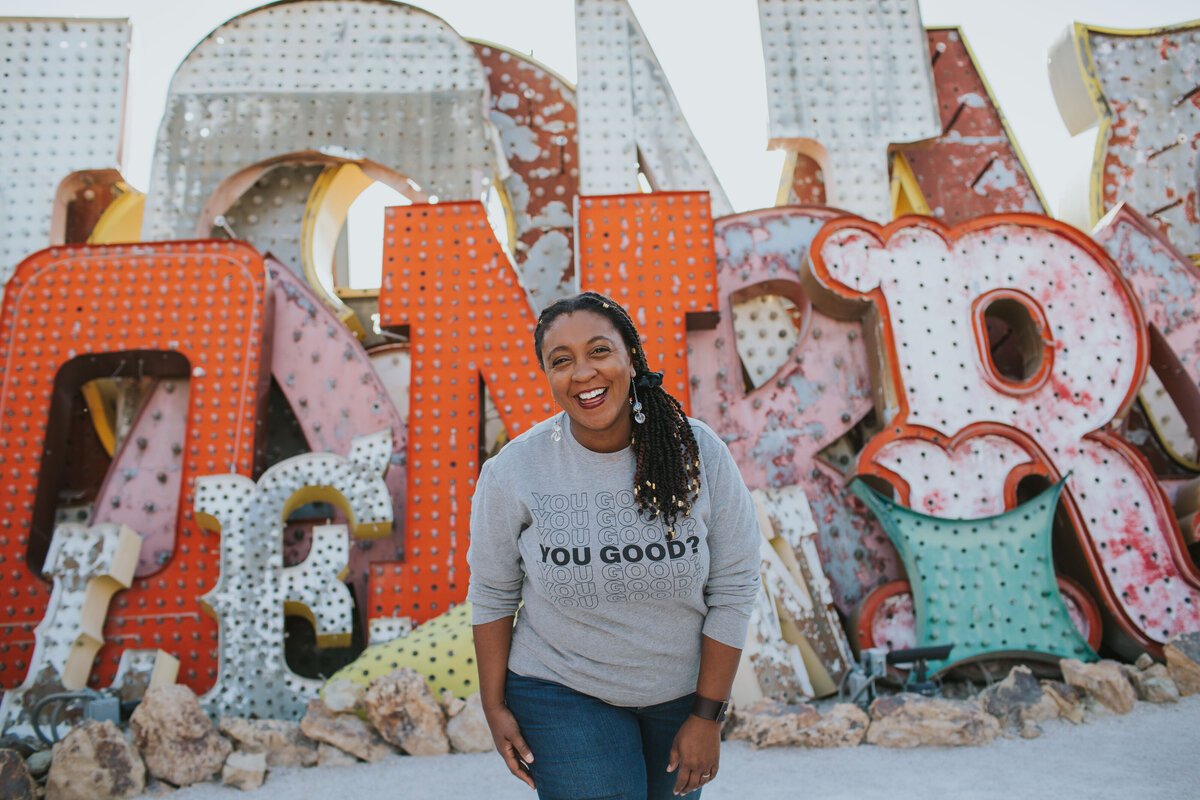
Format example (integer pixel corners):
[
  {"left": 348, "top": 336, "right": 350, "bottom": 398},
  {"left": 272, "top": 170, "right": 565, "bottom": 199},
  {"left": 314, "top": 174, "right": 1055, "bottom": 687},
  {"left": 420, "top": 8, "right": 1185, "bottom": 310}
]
[
  {"left": 551, "top": 411, "right": 563, "bottom": 442},
  {"left": 630, "top": 381, "right": 646, "bottom": 425}
]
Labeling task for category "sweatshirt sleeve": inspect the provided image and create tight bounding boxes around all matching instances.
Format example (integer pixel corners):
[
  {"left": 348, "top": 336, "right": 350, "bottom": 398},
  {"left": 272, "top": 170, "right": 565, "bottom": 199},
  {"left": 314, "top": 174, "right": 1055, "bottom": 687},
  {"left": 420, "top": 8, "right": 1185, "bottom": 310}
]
[
  {"left": 699, "top": 431, "right": 762, "bottom": 648},
  {"left": 466, "top": 459, "right": 528, "bottom": 624}
]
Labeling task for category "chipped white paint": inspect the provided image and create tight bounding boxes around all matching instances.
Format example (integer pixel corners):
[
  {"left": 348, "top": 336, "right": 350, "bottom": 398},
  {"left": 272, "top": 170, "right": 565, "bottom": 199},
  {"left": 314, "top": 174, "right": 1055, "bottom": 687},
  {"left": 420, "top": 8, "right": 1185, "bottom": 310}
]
[
  {"left": 367, "top": 617, "right": 413, "bottom": 645},
  {"left": 755, "top": 487, "right": 853, "bottom": 691},
  {"left": 0, "top": 523, "right": 141, "bottom": 739},
  {"left": 1050, "top": 22, "right": 1200, "bottom": 255},
  {"left": 815, "top": 221, "right": 1142, "bottom": 436},
  {"left": 110, "top": 649, "right": 180, "bottom": 701},
  {"left": 216, "top": 163, "right": 322, "bottom": 276},
  {"left": 195, "top": 430, "right": 393, "bottom": 720},
  {"left": 1140, "top": 367, "right": 1199, "bottom": 462},
  {"left": 281, "top": 524, "right": 353, "bottom": 640},
  {"left": 690, "top": 207, "right": 895, "bottom": 614},
  {"left": 757, "top": 0, "right": 940, "bottom": 221},
  {"left": 739, "top": 486, "right": 853, "bottom": 702},
  {"left": 744, "top": 560, "right": 816, "bottom": 703},
  {"left": 574, "top": 0, "right": 731, "bottom": 215},
  {"left": 1094, "top": 204, "right": 1200, "bottom": 464},
  {"left": 873, "top": 435, "right": 1034, "bottom": 517}
]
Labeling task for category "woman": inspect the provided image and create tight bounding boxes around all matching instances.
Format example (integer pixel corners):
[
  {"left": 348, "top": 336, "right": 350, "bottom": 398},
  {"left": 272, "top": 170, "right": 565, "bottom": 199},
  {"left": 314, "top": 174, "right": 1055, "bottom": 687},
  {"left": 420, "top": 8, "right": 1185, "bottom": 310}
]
[{"left": 467, "top": 292, "right": 761, "bottom": 799}]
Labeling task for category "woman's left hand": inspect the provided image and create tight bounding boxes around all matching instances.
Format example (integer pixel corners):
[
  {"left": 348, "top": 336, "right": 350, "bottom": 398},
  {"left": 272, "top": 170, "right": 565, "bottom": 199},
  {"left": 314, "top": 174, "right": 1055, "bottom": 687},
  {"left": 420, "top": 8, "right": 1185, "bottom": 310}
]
[{"left": 666, "top": 714, "right": 721, "bottom": 795}]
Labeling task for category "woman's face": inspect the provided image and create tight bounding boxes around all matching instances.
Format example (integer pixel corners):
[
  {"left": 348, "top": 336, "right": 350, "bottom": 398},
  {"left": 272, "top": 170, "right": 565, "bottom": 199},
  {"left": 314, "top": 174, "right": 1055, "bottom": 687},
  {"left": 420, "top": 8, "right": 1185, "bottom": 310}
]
[{"left": 540, "top": 310, "right": 636, "bottom": 453}]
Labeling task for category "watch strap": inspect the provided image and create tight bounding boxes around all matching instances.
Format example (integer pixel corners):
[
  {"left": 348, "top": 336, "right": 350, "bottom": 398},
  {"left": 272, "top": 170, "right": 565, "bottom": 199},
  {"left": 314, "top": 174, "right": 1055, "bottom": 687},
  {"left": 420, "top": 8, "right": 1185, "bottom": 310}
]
[{"left": 691, "top": 695, "right": 728, "bottom": 722}]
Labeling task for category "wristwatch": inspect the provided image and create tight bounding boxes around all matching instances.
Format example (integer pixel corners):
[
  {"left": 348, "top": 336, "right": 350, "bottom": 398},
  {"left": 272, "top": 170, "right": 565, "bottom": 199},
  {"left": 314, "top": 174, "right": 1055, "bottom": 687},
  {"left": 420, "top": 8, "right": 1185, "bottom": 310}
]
[{"left": 690, "top": 695, "right": 729, "bottom": 723}]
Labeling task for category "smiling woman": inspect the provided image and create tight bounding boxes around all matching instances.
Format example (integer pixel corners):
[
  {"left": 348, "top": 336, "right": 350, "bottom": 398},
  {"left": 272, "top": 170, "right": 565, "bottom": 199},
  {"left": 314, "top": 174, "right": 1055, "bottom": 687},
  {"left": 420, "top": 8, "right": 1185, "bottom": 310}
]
[
  {"left": 537, "top": 308, "right": 637, "bottom": 453},
  {"left": 466, "top": 291, "right": 762, "bottom": 800}
]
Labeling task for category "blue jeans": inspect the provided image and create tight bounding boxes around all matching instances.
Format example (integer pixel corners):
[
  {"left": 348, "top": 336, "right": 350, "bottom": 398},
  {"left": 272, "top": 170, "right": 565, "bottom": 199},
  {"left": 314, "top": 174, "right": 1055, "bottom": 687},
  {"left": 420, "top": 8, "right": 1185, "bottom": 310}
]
[{"left": 504, "top": 671, "right": 701, "bottom": 800}]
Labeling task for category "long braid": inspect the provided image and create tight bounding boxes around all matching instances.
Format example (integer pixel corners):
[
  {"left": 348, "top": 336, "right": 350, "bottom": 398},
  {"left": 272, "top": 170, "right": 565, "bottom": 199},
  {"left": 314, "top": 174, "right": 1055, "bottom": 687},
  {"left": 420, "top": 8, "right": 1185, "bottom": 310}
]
[{"left": 534, "top": 292, "right": 701, "bottom": 537}]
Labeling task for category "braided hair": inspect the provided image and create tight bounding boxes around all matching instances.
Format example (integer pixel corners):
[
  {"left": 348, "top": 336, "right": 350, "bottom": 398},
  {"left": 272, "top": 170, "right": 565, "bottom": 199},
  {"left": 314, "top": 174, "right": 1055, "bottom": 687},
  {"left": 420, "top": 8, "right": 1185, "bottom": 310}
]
[{"left": 533, "top": 292, "right": 701, "bottom": 537}]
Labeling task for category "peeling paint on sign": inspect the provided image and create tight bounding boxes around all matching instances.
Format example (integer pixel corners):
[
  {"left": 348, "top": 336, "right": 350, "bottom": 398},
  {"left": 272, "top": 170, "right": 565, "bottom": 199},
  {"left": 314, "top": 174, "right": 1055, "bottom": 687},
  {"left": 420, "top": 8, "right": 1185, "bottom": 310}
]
[
  {"left": 691, "top": 207, "right": 900, "bottom": 614},
  {"left": 1049, "top": 20, "right": 1200, "bottom": 255},
  {"left": 808, "top": 213, "right": 1200, "bottom": 656}
]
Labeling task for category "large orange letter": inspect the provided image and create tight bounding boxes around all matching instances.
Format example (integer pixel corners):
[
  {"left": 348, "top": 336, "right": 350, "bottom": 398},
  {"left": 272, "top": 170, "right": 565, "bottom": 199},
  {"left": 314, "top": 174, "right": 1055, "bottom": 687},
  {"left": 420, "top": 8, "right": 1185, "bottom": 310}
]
[{"left": 0, "top": 240, "right": 270, "bottom": 692}]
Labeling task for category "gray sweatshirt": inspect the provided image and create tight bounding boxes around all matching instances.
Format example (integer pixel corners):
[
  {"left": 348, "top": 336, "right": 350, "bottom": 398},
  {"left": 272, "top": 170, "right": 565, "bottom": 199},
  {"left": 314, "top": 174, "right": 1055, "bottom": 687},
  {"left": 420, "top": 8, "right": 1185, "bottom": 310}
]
[{"left": 467, "top": 412, "right": 761, "bottom": 707}]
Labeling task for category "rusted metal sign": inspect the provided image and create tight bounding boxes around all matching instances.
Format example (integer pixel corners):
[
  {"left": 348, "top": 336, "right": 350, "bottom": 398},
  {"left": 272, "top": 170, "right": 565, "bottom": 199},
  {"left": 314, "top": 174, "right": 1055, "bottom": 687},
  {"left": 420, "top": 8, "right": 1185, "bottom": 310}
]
[
  {"left": 1049, "top": 20, "right": 1200, "bottom": 256},
  {"left": 806, "top": 213, "right": 1200, "bottom": 657},
  {"left": 689, "top": 207, "right": 899, "bottom": 615}
]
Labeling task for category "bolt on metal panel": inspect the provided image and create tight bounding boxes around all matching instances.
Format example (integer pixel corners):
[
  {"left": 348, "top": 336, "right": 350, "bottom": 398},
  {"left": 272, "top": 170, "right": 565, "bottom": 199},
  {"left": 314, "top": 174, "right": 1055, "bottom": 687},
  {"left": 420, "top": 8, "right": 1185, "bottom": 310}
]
[
  {"left": 216, "top": 164, "right": 323, "bottom": 276},
  {"left": 367, "top": 616, "right": 412, "bottom": 645},
  {"left": 0, "top": 523, "right": 141, "bottom": 742},
  {"left": 196, "top": 430, "right": 393, "bottom": 720},
  {"left": 1049, "top": 20, "right": 1200, "bottom": 256},
  {"left": 779, "top": 152, "right": 827, "bottom": 207},
  {"left": 326, "top": 601, "right": 476, "bottom": 698},
  {"left": 375, "top": 195, "right": 721, "bottom": 622},
  {"left": 1137, "top": 368, "right": 1200, "bottom": 466},
  {"left": 856, "top": 575, "right": 1103, "bottom": 656},
  {"left": 872, "top": 434, "right": 1034, "bottom": 518},
  {"left": 574, "top": 0, "right": 732, "bottom": 216},
  {"left": 377, "top": 202, "right": 552, "bottom": 624},
  {"left": 142, "top": 0, "right": 504, "bottom": 242},
  {"left": 731, "top": 295, "right": 803, "bottom": 389},
  {"left": 0, "top": 18, "right": 129, "bottom": 283},
  {"left": 473, "top": 42, "right": 580, "bottom": 311},
  {"left": 109, "top": 648, "right": 179, "bottom": 703},
  {"left": 758, "top": 0, "right": 940, "bottom": 222},
  {"left": 807, "top": 213, "right": 1200, "bottom": 657},
  {"left": 578, "top": 192, "right": 719, "bottom": 411}
]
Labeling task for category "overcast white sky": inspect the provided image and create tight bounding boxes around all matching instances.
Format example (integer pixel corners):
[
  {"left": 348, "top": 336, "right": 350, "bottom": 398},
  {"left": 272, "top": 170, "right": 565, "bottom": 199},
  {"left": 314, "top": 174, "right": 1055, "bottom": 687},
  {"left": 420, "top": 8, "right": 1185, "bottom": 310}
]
[{"left": 2, "top": 0, "right": 1197, "bottom": 220}]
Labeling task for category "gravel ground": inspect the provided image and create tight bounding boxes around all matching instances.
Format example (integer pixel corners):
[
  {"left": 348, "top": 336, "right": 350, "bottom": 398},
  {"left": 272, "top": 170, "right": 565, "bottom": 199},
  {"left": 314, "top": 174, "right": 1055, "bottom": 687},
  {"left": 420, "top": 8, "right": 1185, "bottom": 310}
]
[{"left": 140, "top": 694, "right": 1200, "bottom": 800}]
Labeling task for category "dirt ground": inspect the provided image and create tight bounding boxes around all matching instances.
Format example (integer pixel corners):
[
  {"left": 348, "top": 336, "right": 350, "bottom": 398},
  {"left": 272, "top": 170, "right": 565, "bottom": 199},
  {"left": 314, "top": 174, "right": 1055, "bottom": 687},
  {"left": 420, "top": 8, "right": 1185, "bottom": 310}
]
[{"left": 143, "top": 693, "right": 1200, "bottom": 800}]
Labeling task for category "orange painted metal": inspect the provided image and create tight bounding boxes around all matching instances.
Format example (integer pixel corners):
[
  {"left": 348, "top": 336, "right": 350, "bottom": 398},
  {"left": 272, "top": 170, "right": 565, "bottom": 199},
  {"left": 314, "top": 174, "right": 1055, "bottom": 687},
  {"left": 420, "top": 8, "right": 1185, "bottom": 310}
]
[
  {"left": 578, "top": 193, "right": 720, "bottom": 412},
  {"left": 0, "top": 240, "right": 270, "bottom": 692},
  {"left": 374, "top": 195, "right": 718, "bottom": 624},
  {"left": 376, "top": 202, "right": 551, "bottom": 623}
]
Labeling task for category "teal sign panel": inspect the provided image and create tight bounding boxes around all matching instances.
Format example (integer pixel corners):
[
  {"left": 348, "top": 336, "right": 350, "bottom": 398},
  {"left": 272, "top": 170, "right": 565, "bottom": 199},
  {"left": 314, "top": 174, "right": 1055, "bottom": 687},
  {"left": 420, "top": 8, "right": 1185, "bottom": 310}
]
[{"left": 850, "top": 477, "right": 1097, "bottom": 673}]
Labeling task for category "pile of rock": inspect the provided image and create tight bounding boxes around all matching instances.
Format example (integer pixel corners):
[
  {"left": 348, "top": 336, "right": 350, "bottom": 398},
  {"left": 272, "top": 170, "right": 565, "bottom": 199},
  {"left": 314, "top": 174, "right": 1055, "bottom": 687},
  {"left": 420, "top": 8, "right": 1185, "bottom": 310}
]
[
  {"left": 10, "top": 666, "right": 492, "bottom": 799},
  {"left": 725, "top": 632, "right": 1200, "bottom": 751},
  {"left": 9, "top": 634, "right": 1200, "bottom": 795}
]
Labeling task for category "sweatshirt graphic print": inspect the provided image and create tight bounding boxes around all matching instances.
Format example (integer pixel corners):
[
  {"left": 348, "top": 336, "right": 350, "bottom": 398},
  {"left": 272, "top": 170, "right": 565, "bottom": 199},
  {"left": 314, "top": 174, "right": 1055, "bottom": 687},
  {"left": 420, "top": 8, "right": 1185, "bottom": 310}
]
[
  {"left": 467, "top": 414, "right": 760, "bottom": 707},
  {"left": 529, "top": 488, "right": 701, "bottom": 608}
]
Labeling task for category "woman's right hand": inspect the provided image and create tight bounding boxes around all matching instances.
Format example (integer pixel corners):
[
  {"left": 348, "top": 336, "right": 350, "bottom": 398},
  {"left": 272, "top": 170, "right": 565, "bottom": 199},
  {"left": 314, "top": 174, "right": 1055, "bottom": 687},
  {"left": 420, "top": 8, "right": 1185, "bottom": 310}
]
[{"left": 484, "top": 704, "right": 536, "bottom": 789}]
